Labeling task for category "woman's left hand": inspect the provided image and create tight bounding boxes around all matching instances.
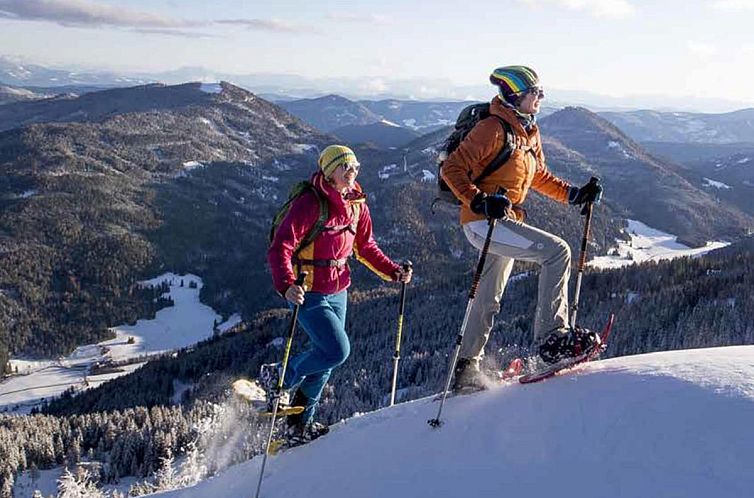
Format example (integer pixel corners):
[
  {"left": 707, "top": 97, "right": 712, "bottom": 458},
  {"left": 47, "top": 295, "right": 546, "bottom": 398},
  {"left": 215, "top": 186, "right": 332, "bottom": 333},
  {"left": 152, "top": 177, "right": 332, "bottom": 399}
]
[{"left": 395, "top": 266, "right": 413, "bottom": 284}]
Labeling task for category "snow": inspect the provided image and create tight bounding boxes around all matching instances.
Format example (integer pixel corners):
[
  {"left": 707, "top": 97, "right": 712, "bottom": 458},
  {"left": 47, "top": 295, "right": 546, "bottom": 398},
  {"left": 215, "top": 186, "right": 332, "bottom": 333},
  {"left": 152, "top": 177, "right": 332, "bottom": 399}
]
[
  {"left": 402, "top": 118, "right": 418, "bottom": 129},
  {"left": 589, "top": 219, "right": 729, "bottom": 269},
  {"left": 378, "top": 164, "right": 398, "bottom": 180},
  {"left": 380, "top": 119, "right": 400, "bottom": 127},
  {"left": 215, "top": 313, "right": 243, "bottom": 333},
  {"left": 152, "top": 346, "right": 754, "bottom": 498},
  {"left": 267, "top": 337, "right": 285, "bottom": 348},
  {"left": 290, "top": 143, "right": 317, "bottom": 154},
  {"left": 702, "top": 177, "right": 732, "bottom": 189},
  {"left": 0, "top": 273, "right": 238, "bottom": 414},
  {"left": 420, "top": 169, "right": 435, "bottom": 182},
  {"left": 14, "top": 465, "right": 138, "bottom": 498},
  {"left": 607, "top": 140, "right": 633, "bottom": 159},
  {"left": 199, "top": 83, "right": 223, "bottom": 94}
]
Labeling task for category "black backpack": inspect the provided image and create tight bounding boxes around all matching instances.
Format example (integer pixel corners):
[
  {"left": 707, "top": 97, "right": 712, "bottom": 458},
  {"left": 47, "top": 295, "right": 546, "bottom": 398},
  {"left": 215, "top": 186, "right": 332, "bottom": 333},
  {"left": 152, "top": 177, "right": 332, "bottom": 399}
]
[{"left": 435, "top": 103, "right": 515, "bottom": 207}]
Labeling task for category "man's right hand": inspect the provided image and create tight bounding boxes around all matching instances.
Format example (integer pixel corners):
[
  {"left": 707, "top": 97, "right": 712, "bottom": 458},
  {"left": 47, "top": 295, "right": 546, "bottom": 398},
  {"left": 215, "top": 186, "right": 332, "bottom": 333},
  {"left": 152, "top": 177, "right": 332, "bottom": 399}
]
[
  {"left": 470, "top": 192, "right": 511, "bottom": 219},
  {"left": 284, "top": 284, "right": 306, "bottom": 305}
]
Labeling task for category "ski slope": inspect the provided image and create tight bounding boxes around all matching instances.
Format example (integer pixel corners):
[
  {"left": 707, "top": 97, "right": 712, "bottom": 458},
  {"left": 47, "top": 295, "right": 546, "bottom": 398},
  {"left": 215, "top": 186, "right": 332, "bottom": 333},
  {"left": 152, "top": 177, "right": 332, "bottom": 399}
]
[{"left": 154, "top": 346, "right": 754, "bottom": 498}]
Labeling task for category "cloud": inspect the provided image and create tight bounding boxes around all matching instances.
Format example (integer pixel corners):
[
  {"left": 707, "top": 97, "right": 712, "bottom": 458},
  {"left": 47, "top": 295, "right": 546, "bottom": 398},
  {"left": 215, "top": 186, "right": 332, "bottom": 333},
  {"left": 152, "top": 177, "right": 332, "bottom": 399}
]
[
  {"left": 0, "top": 1, "right": 313, "bottom": 37},
  {"left": 214, "top": 18, "right": 318, "bottom": 34},
  {"left": 0, "top": 0, "right": 196, "bottom": 28},
  {"left": 517, "top": 0, "right": 635, "bottom": 19},
  {"left": 710, "top": 0, "right": 754, "bottom": 10},
  {"left": 326, "top": 13, "right": 392, "bottom": 25},
  {"left": 687, "top": 41, "right": 717, "bottom": 57},
  {"left": 132, "top": 28, "right": 217, "bottom": 39}
]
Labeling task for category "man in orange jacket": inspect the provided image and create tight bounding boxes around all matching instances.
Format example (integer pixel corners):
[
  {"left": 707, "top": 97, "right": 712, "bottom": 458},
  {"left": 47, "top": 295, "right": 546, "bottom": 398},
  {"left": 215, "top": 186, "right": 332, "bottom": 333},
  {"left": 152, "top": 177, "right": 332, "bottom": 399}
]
[{"left": 441, "top": 66, "right": 602, "bottom": 390}]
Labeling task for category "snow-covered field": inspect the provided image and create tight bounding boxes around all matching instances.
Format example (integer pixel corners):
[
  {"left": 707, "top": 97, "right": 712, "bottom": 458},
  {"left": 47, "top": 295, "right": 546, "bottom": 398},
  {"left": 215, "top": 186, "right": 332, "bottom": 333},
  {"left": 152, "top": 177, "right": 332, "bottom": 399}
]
[
  {"left": 0, "top": 273, "right": 236, "bottom": 414},
  {"left": 589, "top": 219, "right": 729, "bottom": 269},
  {"left": 154, "top": 345, "right": 754, "bottom": 498}
]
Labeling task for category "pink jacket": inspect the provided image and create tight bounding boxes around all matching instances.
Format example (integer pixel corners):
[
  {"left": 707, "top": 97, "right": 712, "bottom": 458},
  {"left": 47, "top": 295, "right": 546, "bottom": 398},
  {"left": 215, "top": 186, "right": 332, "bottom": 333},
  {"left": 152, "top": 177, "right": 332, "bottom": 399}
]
[{"left": 268, "top": 172, "right": 400, "bottom": 295}]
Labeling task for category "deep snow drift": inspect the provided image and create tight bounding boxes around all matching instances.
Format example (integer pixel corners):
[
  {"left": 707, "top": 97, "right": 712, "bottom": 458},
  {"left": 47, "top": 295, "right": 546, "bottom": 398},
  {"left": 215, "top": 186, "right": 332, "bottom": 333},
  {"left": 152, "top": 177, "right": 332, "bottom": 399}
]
[{"left": 155, "top": 346, "right": 754, "bottom": 498}]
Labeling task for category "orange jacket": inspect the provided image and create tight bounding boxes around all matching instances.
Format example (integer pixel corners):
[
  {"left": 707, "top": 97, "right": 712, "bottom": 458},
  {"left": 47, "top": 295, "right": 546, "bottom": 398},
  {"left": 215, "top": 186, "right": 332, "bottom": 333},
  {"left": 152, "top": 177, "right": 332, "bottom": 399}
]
[{"left": 440, "top": 96, "right": 571, "bottom": 223}]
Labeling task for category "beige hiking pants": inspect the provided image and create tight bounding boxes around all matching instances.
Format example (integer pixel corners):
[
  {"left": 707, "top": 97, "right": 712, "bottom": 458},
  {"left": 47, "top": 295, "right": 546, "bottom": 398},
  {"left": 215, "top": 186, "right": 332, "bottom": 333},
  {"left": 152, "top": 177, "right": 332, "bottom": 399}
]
[{"left": 459, "top": 218, "right": 571, "bottom": 361}]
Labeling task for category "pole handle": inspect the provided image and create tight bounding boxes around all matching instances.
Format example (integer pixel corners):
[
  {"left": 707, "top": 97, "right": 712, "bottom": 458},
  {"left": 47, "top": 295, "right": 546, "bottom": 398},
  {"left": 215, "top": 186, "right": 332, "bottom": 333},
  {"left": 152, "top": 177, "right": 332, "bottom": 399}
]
[
  {"left": 581, "top": 177, "right": 600, "bottom": 216},
  {"left": 294, "top": 272, "right": 307, "bottom": 287}
]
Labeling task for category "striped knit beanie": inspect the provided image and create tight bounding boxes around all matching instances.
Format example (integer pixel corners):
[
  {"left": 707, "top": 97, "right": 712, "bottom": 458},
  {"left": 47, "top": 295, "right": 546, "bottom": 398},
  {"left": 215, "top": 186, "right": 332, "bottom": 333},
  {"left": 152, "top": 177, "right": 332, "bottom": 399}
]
[
  {"left": 318, "top": 145, "right": 359, "bottom": 178},
  {"left": 489, "top": 66, "right": 540, "bottom": 105}
]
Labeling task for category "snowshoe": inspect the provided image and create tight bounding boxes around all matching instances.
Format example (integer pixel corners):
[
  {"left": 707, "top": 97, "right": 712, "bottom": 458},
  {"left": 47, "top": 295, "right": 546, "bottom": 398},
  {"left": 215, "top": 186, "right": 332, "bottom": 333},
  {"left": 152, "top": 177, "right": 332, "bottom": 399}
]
[
  {"left": 269, "top": 422, "right": 330, "bottom": 454},
  {"left": 519, "top": 314, "right": 615, "bottom": 384},
  {"left": 538, "top": 325, "right": 601, "bottom": 365},
  {"left": 497, "top": 358, "right": 524, "bottom": 380},
  {"left": 231, "top": 379, "right": 300, "bottom": 416}
]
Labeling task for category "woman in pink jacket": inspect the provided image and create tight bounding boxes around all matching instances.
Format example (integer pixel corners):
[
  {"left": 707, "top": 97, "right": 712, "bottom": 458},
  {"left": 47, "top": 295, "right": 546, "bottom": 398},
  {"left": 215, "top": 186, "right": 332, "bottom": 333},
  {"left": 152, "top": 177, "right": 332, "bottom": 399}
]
[{"left": 267, "top": 145, "right": 412, "bottom": 444}]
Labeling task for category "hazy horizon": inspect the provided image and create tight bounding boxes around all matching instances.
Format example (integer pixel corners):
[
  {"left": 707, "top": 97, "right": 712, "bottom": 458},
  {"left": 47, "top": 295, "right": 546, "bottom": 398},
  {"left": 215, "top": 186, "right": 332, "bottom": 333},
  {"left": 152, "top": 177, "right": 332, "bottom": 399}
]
[{"left": 1, "top": 0, "right": 753, "bottom": 112}]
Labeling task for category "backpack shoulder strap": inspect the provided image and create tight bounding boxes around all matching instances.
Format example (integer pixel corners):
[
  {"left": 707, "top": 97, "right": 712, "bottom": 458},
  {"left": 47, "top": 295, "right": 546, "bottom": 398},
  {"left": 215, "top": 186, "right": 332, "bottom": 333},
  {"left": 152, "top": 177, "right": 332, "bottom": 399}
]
[
  {"left": 295, "top": 183, "right": 329, "bottom": 255},
  {"left": 472, "top": 117, "right": 515, "bottom": 185},
  {"left": 349, "top": 202, "right": 361, "bottom": 234}
]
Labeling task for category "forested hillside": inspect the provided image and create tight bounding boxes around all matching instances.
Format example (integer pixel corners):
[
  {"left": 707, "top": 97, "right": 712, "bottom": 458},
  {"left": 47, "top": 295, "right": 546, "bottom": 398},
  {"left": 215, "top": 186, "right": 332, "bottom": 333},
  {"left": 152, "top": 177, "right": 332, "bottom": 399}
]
[
  {"left": 0, "top": 236, "right": 745, "bottom": 496},
  {"left": 0, "top": 82, "right": 330, "bottom": 357}
]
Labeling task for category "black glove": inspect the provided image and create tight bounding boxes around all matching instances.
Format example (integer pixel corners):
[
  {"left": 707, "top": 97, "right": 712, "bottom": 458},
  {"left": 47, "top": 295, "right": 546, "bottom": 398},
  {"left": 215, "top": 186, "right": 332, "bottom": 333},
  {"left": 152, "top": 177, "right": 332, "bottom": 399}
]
[
  {"left": 470, "top": 192, "right": 511, "bottom": 219},
  {"left": 569, "top": 180, "right": 603, "bottom": 205}
]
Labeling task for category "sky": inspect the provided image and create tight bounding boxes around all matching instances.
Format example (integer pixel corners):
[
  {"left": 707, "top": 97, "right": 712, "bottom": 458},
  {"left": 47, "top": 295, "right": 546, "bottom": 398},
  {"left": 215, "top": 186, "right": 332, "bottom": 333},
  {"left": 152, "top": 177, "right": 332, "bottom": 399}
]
[{"left": 1, "top": 0, "right": 753, "bottom": 106}]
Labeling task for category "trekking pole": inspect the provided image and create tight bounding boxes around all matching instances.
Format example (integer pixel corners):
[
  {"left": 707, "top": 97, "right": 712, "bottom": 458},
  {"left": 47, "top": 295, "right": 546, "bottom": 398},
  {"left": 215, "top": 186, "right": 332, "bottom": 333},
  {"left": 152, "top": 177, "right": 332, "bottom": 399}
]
[
  {"left": 255, "top": 272, "right": 307, "bottom": 498},
  {"left": 390, "top": 261, "right": 412, "bottom": 407},
  {"left": 429, "top": 216, "right": 497, "bottom": 428},
  {"left": 570, "top": 177, "right": 599, "bottom": 329}
]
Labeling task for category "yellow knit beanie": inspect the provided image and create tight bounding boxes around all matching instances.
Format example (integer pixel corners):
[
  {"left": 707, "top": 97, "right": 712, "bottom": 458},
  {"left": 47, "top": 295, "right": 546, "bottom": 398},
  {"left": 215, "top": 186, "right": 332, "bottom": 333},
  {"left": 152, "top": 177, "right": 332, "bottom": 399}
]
[{"left": 318, "top": 145, "right": 359, "bottom": 178}]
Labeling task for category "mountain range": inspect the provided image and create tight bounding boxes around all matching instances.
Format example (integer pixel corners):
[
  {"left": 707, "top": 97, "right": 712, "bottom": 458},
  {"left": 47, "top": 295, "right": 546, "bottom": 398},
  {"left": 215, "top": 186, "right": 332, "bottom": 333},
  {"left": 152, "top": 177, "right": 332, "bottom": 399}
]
[
  {"left": 2, "top": 78, "right": 754, "bottom": 497},
  {"left": 3, "top": 56, "right": 752, "bottom": 113},
  {"left": 600, "top": 108, "right": 754, "bottom": 144},
  {"left": 2, "top": 82, "right": 752, "bottom": 360}
]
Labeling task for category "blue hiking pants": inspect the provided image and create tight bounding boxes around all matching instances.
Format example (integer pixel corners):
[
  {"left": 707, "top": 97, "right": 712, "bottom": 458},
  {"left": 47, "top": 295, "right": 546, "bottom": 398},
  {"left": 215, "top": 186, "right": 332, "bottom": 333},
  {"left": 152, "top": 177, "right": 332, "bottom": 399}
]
[{"left": 283, "top": 290, "right": 350, "bottom": 424}]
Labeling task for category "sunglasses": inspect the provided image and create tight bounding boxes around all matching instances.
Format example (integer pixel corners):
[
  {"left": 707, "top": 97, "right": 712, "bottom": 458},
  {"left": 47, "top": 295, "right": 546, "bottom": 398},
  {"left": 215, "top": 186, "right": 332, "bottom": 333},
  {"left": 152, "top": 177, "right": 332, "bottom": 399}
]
[
  {"left": 340, "top": 162, "right": 360, "bottom": 173},
  {"left": 516, "top": 86, "right": 545, "bottom": 99},
  {"left": 527, "top": 87, "right": 545, "bottom": 99}
]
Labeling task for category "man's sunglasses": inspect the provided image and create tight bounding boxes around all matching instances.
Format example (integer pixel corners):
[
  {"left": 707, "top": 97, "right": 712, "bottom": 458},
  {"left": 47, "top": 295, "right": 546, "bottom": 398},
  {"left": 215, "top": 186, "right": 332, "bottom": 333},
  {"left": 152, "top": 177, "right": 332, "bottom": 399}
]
[{"left": 517, "top": 87, "right": 545, "bottom": 99}]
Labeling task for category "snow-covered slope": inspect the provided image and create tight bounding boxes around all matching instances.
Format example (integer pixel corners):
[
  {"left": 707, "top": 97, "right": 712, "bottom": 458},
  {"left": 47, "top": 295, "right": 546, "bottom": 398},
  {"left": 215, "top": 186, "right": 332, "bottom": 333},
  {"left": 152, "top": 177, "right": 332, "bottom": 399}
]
[
  {"left": 0, "top": 273, "right": 237, "bottom": 413},
  {"left": 155, "top": 346, "right": 754, "bottom": 498},
  {"left": 589, "top": 219, "right": 729, "bottom": 269}
]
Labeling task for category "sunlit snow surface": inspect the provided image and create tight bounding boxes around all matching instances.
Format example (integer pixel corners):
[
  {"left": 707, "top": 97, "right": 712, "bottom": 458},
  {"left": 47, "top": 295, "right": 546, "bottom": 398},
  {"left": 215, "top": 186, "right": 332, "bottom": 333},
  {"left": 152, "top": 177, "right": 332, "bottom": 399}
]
[
  {"left": 154, "top": 346, "right": 754, "bottom": 498},
  {"left": 589, "top": 219, "right": 729, "bottom": 269},
  {"left": 0, "top": 273, "right": 234, "bottom": 413}
]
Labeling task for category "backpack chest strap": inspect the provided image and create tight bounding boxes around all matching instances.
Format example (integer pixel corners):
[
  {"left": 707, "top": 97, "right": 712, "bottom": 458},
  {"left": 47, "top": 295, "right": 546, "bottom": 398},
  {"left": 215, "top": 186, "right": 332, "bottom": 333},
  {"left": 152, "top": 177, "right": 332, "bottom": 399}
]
[{"left": 292, "top": 256, "right": 350, "bottom": 268}]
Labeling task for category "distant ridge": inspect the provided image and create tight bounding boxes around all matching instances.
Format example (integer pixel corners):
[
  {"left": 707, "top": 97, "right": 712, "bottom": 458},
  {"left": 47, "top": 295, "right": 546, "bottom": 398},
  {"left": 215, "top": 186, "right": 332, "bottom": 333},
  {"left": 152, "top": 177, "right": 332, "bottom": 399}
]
[{"left": 540, "top": 107, "right": 753, "bottom": 245}]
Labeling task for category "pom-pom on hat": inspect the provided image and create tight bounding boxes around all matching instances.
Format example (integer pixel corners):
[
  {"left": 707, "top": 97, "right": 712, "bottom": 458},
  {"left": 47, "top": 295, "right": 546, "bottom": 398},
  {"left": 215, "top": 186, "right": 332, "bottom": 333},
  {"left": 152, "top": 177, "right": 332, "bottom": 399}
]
[
  {"left": 318, "top": 145, "right": 360, "bottom": 178},
  {"left": 490, "top": 66, "right": 540, "bottom": 104}
]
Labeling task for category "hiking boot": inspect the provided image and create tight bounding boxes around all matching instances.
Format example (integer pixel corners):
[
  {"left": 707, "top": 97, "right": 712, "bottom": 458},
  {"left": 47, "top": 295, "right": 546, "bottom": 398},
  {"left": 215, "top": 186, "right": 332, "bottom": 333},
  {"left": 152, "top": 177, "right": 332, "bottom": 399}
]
[
  {"left": 284, "top": 421, "right": 330, "bottom": 448},
  {"left": 538, "top": 326, "right": 601, "bottom": 365},
  {"left": 451, "top": 358, "right": 487, "bottom": 392},
  {"left": 285, "top": 389, "right": 310, "bottom": 427},
  {"left": 259, "top": 362, "right": 289, "bottom": 410}
]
